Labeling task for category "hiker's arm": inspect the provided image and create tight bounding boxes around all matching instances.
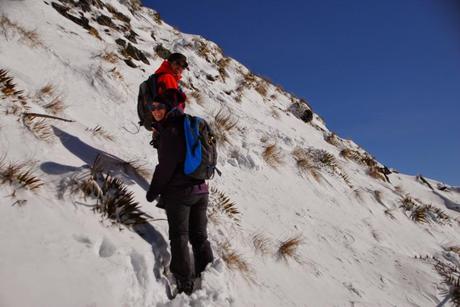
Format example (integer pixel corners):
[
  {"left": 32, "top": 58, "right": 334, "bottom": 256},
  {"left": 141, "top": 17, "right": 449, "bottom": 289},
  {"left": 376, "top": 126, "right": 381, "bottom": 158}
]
[{"left": 147, "top": 129, "right": 179, "bottom": 199}]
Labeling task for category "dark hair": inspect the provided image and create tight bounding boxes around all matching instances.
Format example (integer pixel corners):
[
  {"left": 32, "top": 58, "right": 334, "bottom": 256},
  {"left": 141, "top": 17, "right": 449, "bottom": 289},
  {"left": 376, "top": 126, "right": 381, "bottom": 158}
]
[{"left": 168, "top": 53, "right": 188, "bottom": 68}]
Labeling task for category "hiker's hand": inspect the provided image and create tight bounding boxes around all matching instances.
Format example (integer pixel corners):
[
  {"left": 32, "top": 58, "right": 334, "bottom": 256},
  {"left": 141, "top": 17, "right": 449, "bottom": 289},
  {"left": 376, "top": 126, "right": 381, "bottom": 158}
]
[{"left": 146, "top": 190, "right": 157, "bottom": 202}]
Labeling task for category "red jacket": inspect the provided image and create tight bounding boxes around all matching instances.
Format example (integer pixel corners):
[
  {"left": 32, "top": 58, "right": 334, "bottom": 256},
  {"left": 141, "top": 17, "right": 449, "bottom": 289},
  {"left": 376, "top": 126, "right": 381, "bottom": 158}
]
[{"left": 155, "top": 60, "right": 186, "bottom": 111}]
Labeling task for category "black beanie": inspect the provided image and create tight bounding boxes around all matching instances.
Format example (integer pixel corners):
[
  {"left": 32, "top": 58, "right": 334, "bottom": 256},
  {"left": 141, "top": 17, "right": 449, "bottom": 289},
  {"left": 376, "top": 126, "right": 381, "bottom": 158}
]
[{"left": 167, "top": 53, "right": 188, "bottom": 68}]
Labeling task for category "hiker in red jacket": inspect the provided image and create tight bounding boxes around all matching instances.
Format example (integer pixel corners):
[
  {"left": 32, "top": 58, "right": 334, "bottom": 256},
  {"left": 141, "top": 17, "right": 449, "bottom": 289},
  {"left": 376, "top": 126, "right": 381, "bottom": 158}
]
[
  {"left": 154, "top": 53, "right": 188, "bottom": 111},
  {"left": 150, "top": 53, "right": 188, "bottom": 148}
]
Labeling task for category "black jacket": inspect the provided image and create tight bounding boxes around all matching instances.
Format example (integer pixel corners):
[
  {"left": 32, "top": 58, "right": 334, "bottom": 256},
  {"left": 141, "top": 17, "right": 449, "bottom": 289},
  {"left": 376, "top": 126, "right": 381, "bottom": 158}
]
[{"left": 147, "top": 110, "right": 203, "bottom": 199}]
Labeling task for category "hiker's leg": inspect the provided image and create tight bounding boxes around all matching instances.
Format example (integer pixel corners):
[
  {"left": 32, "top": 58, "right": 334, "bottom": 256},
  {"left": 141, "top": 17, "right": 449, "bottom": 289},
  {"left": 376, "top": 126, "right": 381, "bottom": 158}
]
[
  {"left": 165, "top": 198, "right": 192, "bottom": 281},
  {"left": 189, "top": 194, "right": 214, "bottom": 276}
]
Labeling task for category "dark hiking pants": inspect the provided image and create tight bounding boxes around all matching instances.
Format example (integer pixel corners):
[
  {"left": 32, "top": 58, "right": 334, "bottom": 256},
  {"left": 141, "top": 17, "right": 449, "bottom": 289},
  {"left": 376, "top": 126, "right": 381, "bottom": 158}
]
[{"left": 163, "top": 192, "right": 214, "bottom": 281}]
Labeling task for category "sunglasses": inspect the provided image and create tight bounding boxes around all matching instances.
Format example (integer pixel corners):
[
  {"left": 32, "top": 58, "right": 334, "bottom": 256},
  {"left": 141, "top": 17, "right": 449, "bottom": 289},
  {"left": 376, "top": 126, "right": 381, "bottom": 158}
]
[
  {"left": 174, "top": 61, "right": 188, "bottom": 69},
  {"left": 151, "top": 103, "right": 167, "bottom": 111}
]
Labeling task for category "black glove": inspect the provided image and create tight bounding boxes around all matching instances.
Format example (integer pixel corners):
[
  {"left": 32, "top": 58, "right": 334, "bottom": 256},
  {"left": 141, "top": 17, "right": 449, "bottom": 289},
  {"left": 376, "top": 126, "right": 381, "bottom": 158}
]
[{"left": 146, "top": 190, "right": 157, "bottom": 202}]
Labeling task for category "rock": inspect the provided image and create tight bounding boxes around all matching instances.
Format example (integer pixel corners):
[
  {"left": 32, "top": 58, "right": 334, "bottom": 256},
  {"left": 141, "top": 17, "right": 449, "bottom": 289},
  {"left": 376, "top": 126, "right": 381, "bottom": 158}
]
[
  {"left": 154, "top": 44, "right": 171, "bottom": 59},
  {"left": 115, "top": 38, "right": 126, "bottom": 47},
  {"left": 51, "top": 2, "right": 91, "bottom": 30},
  {"left": 96, "top": 14, "right": 118, "bottom": 30}
]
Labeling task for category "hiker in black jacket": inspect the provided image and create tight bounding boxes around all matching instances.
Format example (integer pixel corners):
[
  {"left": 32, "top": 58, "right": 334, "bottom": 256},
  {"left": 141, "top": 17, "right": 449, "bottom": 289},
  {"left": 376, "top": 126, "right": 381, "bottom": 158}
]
[{"left": 146, "top": 95, "right": 213, "bottom": 295}]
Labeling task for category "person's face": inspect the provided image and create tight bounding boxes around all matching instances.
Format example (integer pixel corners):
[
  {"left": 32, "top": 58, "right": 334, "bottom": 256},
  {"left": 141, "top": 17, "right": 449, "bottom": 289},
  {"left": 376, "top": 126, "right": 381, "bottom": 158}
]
[
  {"left": 151, "top": 102, "right": 167, "bottom": 121},
  {"left": 170, "top": 61, "right": 186, "bottom": 76}
]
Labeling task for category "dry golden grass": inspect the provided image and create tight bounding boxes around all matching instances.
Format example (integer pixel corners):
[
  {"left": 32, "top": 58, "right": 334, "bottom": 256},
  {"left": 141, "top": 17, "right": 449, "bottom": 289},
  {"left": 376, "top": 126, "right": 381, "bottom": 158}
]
[
  {"left": 292, "top": 147, "right": 321, "bottom": 181},
  {"left": 88, "top": 27, "right": 101, "bottom": 40},
  {"left": 277, "top": 234, "right": 304, "bottom": 263},
  {"left": 43, "top": 97, "right": 65, "bottom": 115},
  {"left": 23, "top": 116, "right": 54, "bottom": 142},
  {"left": 211, "top": 108, "right": 238, "bottom": 145},
  {"left": 367, "top": 166, "right": 387, "bottom": 182},
  {"left": 262, "top": 143, "right": 284, "bottom": 168},
  {"left": 190, "top": 90, "right": 204, "bottom": 105},
  {"left": 254, "top": 80, "right": 268, "bottom": 97},
  {"left": 150, "top": 11, "right": 162, "bottom": 24},
  {"left": 400, "top": 195, "right": 450, "bottom": 225},
  {"left": 325, "top": 132, "right": 340, "bottom": 147},
  {"left": 208, "top": 187, "right": 241, "bottom": 226},
  {"left": 218, "top": 241, "right": 254, "bottom": 282},
  {"left": 433, "top": 260, "right": 460, "bottom": 306},
  {"left": 217, "top": 57, "right": 231, "bottom": 80},
  {"left": 100, "top": 51, "right": 119, "bottom": 64},
  {"left": 95, "top": 174, "right": 152, "bottom": 226},
  {"left": 400, "top": 195, "right": 416, "bottom": 211},
  {"left": 252, "top": 232, "right": 272, "bottom": 256},
  {"left": 0, "top": 159, "right": 43, "bottom": 191},
  {"left": 109, "top": 67, "right": 123, "bottom": 80},
  {"left": 38, "top": 83, "right": 55, "bottom": 98},
  {"left": 86, "top": 125, "right": 115, "bottom": 142},
  {"left": 1, "top": 69, "right": 25, "bottom": 99},
  {"left": 0, "top": 15, "right": 42, "bottom": 47}
]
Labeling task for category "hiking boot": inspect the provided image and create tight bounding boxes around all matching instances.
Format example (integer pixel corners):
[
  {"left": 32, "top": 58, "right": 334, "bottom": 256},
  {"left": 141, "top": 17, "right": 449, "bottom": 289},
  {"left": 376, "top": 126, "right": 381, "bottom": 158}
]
[{"left": 176, "top": 279, "right": 194, "bottom": 295}]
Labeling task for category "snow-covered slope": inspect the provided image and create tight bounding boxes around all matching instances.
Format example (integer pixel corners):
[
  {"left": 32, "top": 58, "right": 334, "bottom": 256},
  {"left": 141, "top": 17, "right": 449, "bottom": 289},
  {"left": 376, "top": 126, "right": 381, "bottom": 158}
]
[{"left": 1, "top": 0, "right": 460, "bottom": 306}]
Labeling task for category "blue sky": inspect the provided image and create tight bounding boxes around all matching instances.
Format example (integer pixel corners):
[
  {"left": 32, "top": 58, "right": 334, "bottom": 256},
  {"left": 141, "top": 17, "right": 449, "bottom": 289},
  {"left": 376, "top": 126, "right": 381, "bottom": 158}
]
[{"left": 144, "top": 0, "right": 460, "bottom": 185}]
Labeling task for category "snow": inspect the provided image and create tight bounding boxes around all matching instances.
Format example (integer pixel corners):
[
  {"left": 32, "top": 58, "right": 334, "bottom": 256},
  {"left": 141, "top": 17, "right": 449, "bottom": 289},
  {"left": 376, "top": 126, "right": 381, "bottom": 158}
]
[{"left": 1, "top": 0, "right": 460, "bottom": 306}]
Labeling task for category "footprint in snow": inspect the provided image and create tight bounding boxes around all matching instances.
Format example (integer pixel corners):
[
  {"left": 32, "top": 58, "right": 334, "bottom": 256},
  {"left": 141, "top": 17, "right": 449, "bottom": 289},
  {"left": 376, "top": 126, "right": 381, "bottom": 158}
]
[{"left": 98, "top": 237, "right": 116, "bottom": 258}]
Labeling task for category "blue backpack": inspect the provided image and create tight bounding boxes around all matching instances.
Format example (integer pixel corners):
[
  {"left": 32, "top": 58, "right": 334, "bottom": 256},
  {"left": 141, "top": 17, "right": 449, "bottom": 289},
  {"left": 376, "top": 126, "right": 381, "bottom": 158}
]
[{"left": 183, "top": 115, "right": 221, "bottom": 180}]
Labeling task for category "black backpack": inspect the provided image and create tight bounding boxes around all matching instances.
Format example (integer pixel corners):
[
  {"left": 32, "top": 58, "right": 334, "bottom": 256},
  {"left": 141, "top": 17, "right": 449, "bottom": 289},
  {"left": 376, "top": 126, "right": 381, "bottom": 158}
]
[
  {"left": 183, "top": 115, "right": 221, "bottom": 180},
  {"left": 137, "top": 73, "right": 163, "bottom": 131}
]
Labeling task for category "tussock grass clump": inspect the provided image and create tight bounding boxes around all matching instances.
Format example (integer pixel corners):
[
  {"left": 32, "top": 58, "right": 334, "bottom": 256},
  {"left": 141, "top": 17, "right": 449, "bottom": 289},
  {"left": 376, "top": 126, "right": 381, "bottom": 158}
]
[
  {"left": 367, "top": 165, "right": 387, "bottom": 182},
  {"left": 276, "top": 234, "right": 304, "bottom": 264},
  {"left": 1, "top": 69, "right": 25, "bottom": 100},
  {"left": 292, "top": 147, "right": 321, "bottom": 181},
  {"left": 38, "top": 83, "right": 55, "bottom": 98},
  {"left": 194, "top": 39, "right": 212, "bottom": 62},
  {"left": 254, "top": 80, "right": 268, "bottom": 97},
  {"left": 218, "top": 241, "right": 254, "bottom": 282},
  {"left": 150, "top": 11, "right": 162, "bottom": 24},
  {"left": 400, "top": 195, "right": 416, "bottom": 211},
  {"left": 0, "top": 15, "right": 42, "bottom": 47},
  {"left": 190, "top": 90, "right": 204, "bottom": 105},
  {"left": 209, "top": 187, "right": 241, "bottom": 226},
  {"left": 433, "top": 260, "right": 460, "bottom": 306},
  {"left": 252, "top": 232, "right": 272, "bottom": 256},
  {"left": 22, "top": 116, "right": 54, "bottom": 142},
  {"left": 95, "top": 175, "right": 151, "bottom": 226},
  {"left": 325, "top": 132, "right": 340, "bottom": 147},
  {"left": 43, "top": 97, "right": 65, "bottom": 115},
  {"left": 400, "top": 195, "right": 450, "bottom": 225},
  {"left": 217, "top": 57, "right": 231, "bottom": 80},
  {"left": 68, "top": 156, "right": 152, "bottom": 227},
  {"left": 88, "top": 27, "right": 101, "bottom": 40},
  {"left": 210, "top": 108, "right": 238, "bottom": 145},
  {"left": 296, "top": 147, "right": 352, "bottom": 187},
  {"left": 262, "top": 143, "right": 284, "bottom": 168},
  {"left": 99, "top": 50, "right": 119, "bottom": 64},
  {"left": 0, "top": 158, "right": 43, "bottom": 191},
  {"left": 237, "top": 72, "right": 269, "bottom": 98},
  {"left": 86, "top": 125, "right": 115, "bottom": 141}
]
